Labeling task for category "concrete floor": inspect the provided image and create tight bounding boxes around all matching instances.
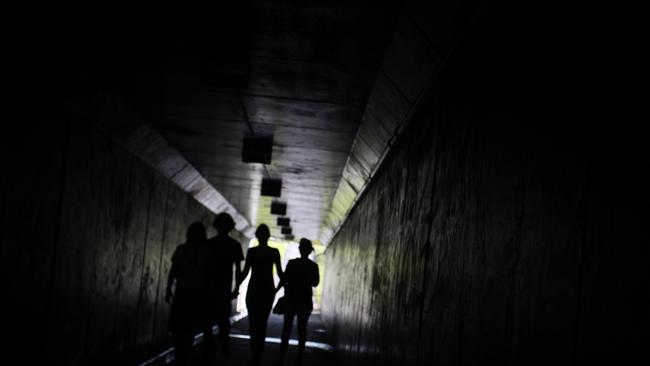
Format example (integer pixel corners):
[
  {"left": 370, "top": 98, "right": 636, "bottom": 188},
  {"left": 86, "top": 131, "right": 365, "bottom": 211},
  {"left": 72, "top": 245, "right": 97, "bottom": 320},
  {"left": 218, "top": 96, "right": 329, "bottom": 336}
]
[{"left": 141, "top": 312, "right": 336, "bottom": 366}]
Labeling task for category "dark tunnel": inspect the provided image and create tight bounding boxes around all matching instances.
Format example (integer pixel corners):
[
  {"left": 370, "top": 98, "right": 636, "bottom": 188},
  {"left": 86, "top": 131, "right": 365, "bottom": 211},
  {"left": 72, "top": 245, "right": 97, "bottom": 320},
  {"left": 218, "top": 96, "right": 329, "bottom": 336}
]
[{"left": 2, "top": 1, "right": 646, "bottom": 365}]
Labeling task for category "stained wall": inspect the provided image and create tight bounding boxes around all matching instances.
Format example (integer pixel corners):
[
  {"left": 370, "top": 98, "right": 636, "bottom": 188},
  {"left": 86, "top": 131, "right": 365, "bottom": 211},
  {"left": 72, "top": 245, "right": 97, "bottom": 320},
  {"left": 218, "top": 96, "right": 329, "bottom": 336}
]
[
  {"left": 321, "top": 2, "right": 646, "bottom": 365},
  {"left": 0, "top": 107, "right": 246, "bottom": 365}
]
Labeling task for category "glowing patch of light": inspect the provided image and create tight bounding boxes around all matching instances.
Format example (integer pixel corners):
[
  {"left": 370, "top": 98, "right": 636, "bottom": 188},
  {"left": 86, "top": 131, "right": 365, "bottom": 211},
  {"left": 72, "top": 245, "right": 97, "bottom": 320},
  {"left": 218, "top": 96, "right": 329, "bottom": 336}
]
[{"left": 229, "top": 333, "right": 334, "bottom": 352}]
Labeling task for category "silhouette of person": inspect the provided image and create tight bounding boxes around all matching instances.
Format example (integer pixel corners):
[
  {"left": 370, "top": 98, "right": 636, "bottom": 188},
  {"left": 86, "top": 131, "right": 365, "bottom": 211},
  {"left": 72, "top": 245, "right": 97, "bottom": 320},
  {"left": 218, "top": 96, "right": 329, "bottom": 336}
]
[
  {"left": 166, "top": 222, "right": 213, "bottom": 366},
  {"left": 275, "top": 238, "right": 320, "bottom": 366},
  {"left": 239, "top": 224, "right": 283, "bottom": 366},
  {"left": 203, "top": 212, "right": 244, "bottom": 362}
]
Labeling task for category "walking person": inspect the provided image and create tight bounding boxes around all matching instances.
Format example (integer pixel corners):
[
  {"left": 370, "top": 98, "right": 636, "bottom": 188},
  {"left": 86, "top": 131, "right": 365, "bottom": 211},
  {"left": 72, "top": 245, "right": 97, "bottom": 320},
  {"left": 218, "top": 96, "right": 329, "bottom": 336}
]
[
  {"left": 165, "top": 222, "right": 213, "bottom": 366},
  {"left": 275, "top": 238, "right": 320, "bottom": 366},
  {"left": 238, "top": 224, "right": 283, "bottom": 366},
  {"left": 204, "top": 212, "right": 244, "bottom": 362}
]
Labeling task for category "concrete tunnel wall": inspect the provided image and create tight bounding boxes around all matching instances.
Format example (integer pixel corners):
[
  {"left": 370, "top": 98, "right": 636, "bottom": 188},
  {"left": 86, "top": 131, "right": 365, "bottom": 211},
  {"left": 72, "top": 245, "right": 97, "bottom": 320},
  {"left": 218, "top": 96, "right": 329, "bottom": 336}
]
[
  {"left": 321, "top": 2, "right": 646, "bottom": 366},
  {"left": 1, "top": 2, "right": 645, "bottom": 365},
  {"left": 0, "top": 108, "right": 247, "bottom": 365}
]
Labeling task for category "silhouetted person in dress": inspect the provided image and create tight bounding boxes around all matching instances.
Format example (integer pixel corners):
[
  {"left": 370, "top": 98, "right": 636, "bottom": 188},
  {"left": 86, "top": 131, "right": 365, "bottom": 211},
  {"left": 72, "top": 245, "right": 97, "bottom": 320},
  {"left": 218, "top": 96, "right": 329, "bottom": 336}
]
[
  {"left": 203, "top": 212, "right": 244, "bottom": 362},
  {"left": 239, "top": 224, "right": 283, "bottom": 366},
  {"left": 166, "top": 222, "right": 212, "bottom": 366},
  {"left": 276, "top": 238, "right": 320, "bottom": 366}
]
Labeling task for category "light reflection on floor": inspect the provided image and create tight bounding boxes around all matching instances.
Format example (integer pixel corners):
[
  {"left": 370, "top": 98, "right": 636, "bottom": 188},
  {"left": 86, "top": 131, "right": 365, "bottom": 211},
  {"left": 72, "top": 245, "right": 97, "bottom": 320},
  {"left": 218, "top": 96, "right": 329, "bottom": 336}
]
[{"left": 228, "top": 333, "right": 334, "bottom": 352}]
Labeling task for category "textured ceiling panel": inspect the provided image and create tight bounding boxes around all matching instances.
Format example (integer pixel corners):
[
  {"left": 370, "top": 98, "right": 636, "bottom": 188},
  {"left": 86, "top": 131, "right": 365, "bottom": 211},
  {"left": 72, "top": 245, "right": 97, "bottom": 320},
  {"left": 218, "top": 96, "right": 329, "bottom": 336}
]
[
  {"left": 67, "top": 95, "right": 256, "bottom": 237},
  {"left": 126, "top": 1, "right": 401, "bottom": 243},
  {"left": 62, "top": 1, "right": 440, "bottom": 246}
]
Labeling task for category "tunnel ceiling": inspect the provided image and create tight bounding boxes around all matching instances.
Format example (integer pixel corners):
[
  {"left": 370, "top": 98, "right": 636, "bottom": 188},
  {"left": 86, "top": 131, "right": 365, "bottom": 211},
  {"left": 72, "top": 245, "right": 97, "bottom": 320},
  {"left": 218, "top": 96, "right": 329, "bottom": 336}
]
[{"left": 123, "top": 1, "right": 400, "bottom": 242}]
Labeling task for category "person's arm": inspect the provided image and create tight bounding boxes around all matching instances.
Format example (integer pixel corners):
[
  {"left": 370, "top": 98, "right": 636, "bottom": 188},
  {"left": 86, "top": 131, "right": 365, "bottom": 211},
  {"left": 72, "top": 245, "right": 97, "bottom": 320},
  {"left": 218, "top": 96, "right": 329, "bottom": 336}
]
[
  {"left": 274, "top": 250, "right": 285, "bottom": 292},
  {"left": 311, "top": 262, "right": 320, "bottom": 287},
  {"left": 274, "top": 249, "right": 284, "bottom": 279},
  {"left": 230, "top": 241, "right": 245, "bottom": 298},
  {"left": 276, "top": 260, "right": 288, "bottom": 292},
  {"left": 238, "top": 249, "right": 252, "bottom": 287},
  {"left": 232, "top": 260, "right": 243, "bottom": 299}
]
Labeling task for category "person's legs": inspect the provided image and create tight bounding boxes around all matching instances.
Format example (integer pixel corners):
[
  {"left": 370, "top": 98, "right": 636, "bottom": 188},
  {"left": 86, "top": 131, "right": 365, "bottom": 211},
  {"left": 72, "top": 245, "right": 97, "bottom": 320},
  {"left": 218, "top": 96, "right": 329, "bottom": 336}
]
[
  {"left": 216, "top": 313, "right": 231, "bottom": 356},
  {"left": 216, "top": 298, "right": 232, "bottom": 357},
  {"left": 279, "top": 311, "right": 295, "bottom": 364},
  {"left": 248, "top": 297, "right": 273, "bottom": 365},
  {"left": 248, "top": 307, "right": 262, "bottom": 365},
  {"left": 247, "top": 292, "right": 274, "bottom": 365},
  {"left": 173, "top": 332, "right": 193, "bottom": 366},
  {"left": 201, "top": 325, "right": 216, "bottom": 365},
  {"left": 170, "top": 288, "right": 200, "bottom": 366},
  {"left": 200, "top": 296, "right": 217, "bottom": 365},
  {"left": 258, "top": 301, "right": 273, "bottom": 356},
  {"left": 296, "top": 311, "right": 311, "bottom": 364}
]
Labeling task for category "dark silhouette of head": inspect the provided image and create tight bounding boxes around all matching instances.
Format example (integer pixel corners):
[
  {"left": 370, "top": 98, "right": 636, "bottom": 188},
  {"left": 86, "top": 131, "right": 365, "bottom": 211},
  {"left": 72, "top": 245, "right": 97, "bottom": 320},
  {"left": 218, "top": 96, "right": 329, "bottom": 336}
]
[
  {"left": 187, "top": 222, "right": 207, "bottom": 245},
  {"left": 255, "top": 224, "right": 270, "bottom": 246},
  {"left": 299, "top": 238, "right": 313, "bottom": 258},
  {"left": 213, "top": 212, "right": 235, "bottom": 234}
]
